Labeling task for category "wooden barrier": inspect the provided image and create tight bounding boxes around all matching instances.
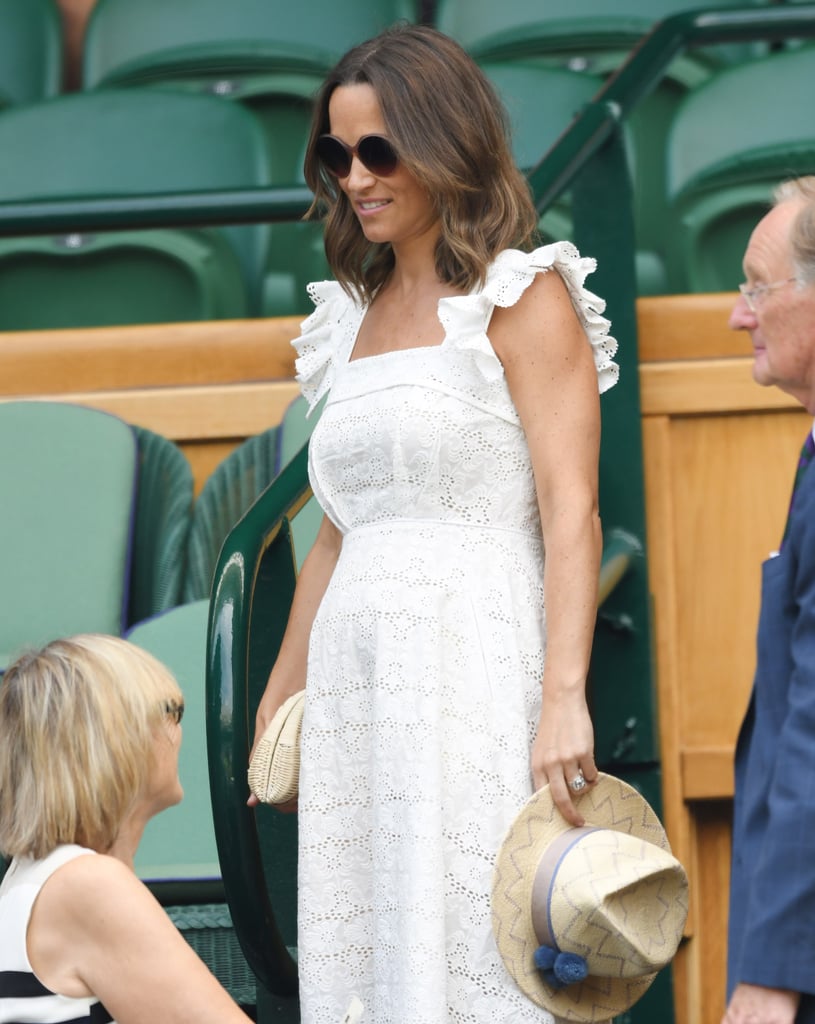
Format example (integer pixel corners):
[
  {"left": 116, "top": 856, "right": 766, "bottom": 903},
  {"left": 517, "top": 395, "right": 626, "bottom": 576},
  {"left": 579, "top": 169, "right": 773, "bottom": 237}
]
[
  {"left": 0, "top": 317, "right": 303, "bottom": 493},
  {"left": 1, "top": 294, "right": 802, "bottom": 1024}
]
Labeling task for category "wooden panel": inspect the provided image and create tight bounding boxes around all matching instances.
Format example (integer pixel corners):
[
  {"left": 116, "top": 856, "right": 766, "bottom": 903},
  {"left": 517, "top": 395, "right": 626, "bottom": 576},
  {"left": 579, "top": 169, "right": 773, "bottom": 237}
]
[
  {"left": 671, "top": 411, "right": 807, "bottom": 752},
  {"left": 0, "top": 317, "right": 301, "bottom": 395},
  {"left": 640, "top": 358, "right": 801, "bottom": 416},
  {"left": 642, "top": 416, "right": 693, "bottom": 888},
  {"left": 681, "top": 748, "right": 735, "bottom": 801},
  {"left": 689, "top": 804, "right": 733, "bottom": 1024},
  {"left": 636, "top": 292, "right": 750, "bottom": 362},
  {"left": 4, "top": 381, "right": 301, "bottom": 440}
]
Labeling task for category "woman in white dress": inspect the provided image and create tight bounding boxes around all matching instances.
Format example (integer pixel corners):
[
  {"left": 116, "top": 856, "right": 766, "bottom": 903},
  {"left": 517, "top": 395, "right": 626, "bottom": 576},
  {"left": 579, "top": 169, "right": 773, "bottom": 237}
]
[
  {"left": 252, "top": 23, "right": 618, "bottom": 1024},
  {"left": 0, "top": 635, "right": 254, "bottom": 1024}
]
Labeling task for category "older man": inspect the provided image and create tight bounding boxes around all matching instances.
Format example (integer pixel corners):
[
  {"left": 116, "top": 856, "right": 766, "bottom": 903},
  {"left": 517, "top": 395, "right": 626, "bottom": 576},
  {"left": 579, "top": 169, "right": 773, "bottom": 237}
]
[{"left": 724, "top": 176, "right": 815, "bottom": 1024}]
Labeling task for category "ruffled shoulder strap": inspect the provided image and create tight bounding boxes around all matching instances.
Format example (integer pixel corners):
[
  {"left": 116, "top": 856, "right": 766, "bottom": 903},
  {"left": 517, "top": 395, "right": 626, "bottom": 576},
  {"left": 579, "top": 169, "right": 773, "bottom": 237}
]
[
  {"left": 439, "top": 242, "right": 618, "bottom": 393},
  {"left": 484, "top": 242, "right": 619, "bottom": 393},
  {"left": 292, "top": 280, "right": 363, "bottom": 412}
]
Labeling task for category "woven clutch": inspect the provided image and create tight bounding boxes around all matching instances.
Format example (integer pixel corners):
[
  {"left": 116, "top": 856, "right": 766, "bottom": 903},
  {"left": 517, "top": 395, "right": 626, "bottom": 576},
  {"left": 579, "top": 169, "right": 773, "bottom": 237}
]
[{"left": 247, "top": 690, "right": 306, "bottom": 804}]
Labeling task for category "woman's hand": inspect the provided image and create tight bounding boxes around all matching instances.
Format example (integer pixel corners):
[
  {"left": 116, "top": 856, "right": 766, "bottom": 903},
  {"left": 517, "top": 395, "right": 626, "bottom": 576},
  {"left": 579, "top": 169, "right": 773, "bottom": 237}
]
[
  {"left": 246, "top": 679, "right": 301, "bottom": 812},
  {"left": 531, "top": 689, "right": 597, "bottom": 826}
]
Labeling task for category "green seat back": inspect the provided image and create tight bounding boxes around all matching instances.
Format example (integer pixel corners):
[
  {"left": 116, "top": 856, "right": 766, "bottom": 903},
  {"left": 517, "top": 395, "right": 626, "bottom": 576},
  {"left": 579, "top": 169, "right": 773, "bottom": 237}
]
[
  {"left": 128, "top": 600, "right": 220, "bottom": 888},
  {"left": 434, "top": 0, "right": 772, "bottom": 65},
  {"left": 118, "top": 601, "right": 260, "bottom": 1004},
  {"left": 184, "top": 396, "right": 324, "bottom": 602},
  {"left": 83, "top": 0, "right": 420, "bottom": 88},
  {"left": 0, "top": 89, "right": 272, "bottom": 322},
  {"left": 128, "top": 426, "right": 194, "bottom": 629},
  {"left": 0, "top": 230, "right": 248, "bottom": 330},
  {"left": 183, "top": 427, "right": 280, "bottom": 603},
  {"left": 482, "top": 62, "right": 603, "bottom": 175},
  {"left": 437, "top": 0, "right": 773, "bottom": 296},
  {"left": 0, "top": 402, "right": 137, "bottom": 669},
  {"left": 84, "top": 0, "right": 413, "bottom": 316},
  {"left": 0, "top": 0, "right": 62, "bottom": 105},
  {"left": 276, "top": 395, "right": 323, "bottom": 569},
  {"left": 666, "top": 46, "right": 815, "bottom": 292}
]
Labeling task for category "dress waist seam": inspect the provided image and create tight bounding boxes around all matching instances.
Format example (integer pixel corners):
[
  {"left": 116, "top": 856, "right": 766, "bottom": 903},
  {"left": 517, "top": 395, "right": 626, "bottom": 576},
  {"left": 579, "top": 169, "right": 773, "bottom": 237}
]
[{"left": 342, "top": 518, "right": 539, "bottom": 542}]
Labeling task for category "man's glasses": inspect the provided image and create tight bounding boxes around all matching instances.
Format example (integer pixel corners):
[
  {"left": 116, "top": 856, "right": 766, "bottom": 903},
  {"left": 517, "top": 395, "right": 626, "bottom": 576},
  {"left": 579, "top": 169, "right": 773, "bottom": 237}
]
[
  {"left": 738, "top": 276, "right": 798, "bottom": 313},
  {"left": 163, "top": 700, "right": 185, "bottom": 725},
  {"left": 315, "top": 134, "right": 399, "bottom": 179}
]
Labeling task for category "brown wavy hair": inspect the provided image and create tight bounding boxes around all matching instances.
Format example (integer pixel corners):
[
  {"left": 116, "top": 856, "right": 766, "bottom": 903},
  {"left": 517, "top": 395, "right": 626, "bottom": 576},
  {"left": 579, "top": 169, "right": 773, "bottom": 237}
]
[{"left": 303, "top": 23, "right": 539, "bottom": 303}]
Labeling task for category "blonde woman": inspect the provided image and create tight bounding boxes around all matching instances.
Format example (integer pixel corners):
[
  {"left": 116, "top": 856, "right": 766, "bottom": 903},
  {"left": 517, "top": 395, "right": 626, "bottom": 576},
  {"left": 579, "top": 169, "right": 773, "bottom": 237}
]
[{"left": 0, "top": 635, "right": 253, "bottom": 1024}]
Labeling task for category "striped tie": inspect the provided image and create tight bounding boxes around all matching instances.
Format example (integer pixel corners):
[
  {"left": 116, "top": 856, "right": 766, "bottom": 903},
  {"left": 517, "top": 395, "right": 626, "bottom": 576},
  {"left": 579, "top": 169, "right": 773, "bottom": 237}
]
[{"left": 782, "top": 430, "right": 815, "bottom": 548}]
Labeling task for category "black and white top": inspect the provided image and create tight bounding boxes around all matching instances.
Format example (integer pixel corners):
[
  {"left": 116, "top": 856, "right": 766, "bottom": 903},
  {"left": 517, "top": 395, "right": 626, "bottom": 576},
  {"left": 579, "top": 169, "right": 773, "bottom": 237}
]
[{"left": 0, "top": 845, "right": 115, "bottom": 1024}]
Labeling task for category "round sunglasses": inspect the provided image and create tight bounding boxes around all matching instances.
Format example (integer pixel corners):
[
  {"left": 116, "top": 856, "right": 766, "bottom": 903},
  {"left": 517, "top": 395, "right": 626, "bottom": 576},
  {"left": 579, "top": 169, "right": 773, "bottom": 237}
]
[{"left": 316, "top": 133, "right": 399, "bottom": 179}]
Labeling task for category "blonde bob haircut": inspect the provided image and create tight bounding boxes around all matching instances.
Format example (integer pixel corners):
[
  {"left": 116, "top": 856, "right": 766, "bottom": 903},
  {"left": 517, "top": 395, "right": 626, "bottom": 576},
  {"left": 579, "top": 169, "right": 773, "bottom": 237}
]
[
  {"left": 0, "top": 634, "right": 182, "bottom": 860},
  {"left": 304, "top": 23, "right": 539, "bottom": 304}
]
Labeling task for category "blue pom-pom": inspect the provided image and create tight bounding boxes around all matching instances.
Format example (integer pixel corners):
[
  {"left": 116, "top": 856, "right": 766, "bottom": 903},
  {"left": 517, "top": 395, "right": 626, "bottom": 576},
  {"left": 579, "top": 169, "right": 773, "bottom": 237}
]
[
  {"left": 534, "top": 945, "right": 588, "bottom": 990},
  {"left": 553, "top": 951, "right": 589, "bottom": 986},
  {"left": 533, "top": 945, "right": 557, "bottom": 970}
]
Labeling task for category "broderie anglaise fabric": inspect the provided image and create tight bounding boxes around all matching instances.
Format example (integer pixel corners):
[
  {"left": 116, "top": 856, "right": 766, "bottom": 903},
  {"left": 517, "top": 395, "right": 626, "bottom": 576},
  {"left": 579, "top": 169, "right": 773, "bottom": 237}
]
[{"left": 292, "top": 243, "right": 618, "bottom": 1024}]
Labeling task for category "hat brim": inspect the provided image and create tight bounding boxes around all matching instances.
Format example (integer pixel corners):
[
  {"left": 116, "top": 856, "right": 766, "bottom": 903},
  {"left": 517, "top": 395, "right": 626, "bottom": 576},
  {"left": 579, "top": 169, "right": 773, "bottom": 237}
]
[{"left": 492, "top": 773, "right": 674, "bottom": 1022}]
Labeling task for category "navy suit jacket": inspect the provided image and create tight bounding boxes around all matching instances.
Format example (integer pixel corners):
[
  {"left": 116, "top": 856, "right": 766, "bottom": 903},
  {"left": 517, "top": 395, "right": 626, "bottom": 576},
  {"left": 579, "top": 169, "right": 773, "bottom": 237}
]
[{"left": 728, "top": 435, "right": 815, "bottom": 1020}]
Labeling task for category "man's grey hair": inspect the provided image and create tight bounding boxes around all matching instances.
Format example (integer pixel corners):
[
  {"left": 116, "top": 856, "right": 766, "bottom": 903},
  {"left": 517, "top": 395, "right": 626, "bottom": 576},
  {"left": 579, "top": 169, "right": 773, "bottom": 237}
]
[{"left": 774, "top": 176, "right": 815, "bottom": 286}]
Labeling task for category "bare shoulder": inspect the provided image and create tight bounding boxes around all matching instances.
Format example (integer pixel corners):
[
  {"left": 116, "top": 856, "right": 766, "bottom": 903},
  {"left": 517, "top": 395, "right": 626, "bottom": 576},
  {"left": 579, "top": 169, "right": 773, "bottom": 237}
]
[
  {"left": 40, "top": 850, "right": 136, "bottom": 907},
  {"left": 488, "top": 267, "right": 585, "bottom": 368},
  {"left": 36, "top": 847, "right": 157, "bottom": 929}
]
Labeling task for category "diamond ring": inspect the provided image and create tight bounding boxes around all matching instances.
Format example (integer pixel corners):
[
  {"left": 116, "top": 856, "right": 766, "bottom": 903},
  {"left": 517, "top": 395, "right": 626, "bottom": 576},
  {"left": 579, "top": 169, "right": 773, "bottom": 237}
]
[{"left": 569, "top": 772, "right": 587, "bottom": 793}]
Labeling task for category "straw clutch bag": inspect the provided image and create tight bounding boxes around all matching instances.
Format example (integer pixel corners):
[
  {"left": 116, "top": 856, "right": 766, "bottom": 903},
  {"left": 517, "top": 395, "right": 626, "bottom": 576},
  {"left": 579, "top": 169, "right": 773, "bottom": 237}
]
[{"left": 248, "top": 690, "right": 305, "bottom": 804}]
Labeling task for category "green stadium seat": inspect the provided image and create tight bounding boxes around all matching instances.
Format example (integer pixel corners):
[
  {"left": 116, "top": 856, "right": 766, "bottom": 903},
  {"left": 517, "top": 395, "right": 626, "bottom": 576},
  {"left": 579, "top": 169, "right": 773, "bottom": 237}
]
[
  {"left": 436, "top": 0, "right": 775, "bottom": 296},
  {"left": 0, "top": 229, "right": 249, "bottom": 329},
  {"left": 129, "top": 601, "right": 219, "bottom": 894},
  {"left": 183, "top": 396, "right": 322, "bottom": 603},
  {"left": 126, "top": 598, "right": 257, "bottom": 1008},
  {"left": 666, "top": 45, "right": 815, "bottom": 292},
  {"left": 480, "top": 61, "right": 604, "bottom": 251},
  {"left": 275, "top": 395, "right": 323, "bottom": 570},
  {"left": 81, "top": 0, "right": 422, "bottom": 314},
  {"left": 483, "top": 60, "right": 670, "bottom": 293},
  {"left": 0, "top": 0, "right": 62, "bottom": 108},
  {"left": 183, "top": 426, "right": 280, "bottom": 604},
  {"left": 0, "top": 402, "right": 138, "bottom": 670},
  {"left": 0, "top": 89, "right": 273, "bottom": 327},
  {"left": 127, "top": 425, "right": 194, "bottom": 629},
  {"left": 82, "top": 0, "right": 421, "bottom": 91},
  {"left": 434, "top": 0, "right": 772, "bottom": 71}
]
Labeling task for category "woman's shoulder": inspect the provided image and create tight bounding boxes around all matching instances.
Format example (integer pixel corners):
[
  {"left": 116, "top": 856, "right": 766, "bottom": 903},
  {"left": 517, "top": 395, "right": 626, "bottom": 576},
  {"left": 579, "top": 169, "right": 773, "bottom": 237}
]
[
  {"left": 483, "top": 242, "right": 619, "bottom": 394},
  {"left": 292, "top": 279, "right": 363, "bottom": 411},
  {"left": 482, "top": 242, "right": 596, "bottom": 306},
  {"left": 41, "top": 847, "right": 133, "bottom": 900}
]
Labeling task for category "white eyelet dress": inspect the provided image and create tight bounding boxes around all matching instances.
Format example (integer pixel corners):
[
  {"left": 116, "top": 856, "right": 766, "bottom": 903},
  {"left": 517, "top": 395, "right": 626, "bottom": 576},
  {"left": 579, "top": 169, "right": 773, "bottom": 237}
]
[{"left": 292, "top": 243, "right": 618, "bottom": 1024}]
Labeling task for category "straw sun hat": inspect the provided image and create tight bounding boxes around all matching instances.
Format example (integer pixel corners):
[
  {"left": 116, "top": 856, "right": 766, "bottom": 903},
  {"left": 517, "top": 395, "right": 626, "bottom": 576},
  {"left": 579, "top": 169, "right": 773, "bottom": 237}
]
[{"left": 492, "top": 773, "right": 688, "bottom": 1022}]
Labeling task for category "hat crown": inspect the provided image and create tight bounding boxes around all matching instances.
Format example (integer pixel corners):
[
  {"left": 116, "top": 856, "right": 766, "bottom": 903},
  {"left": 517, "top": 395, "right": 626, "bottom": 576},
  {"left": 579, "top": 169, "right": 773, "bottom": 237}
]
[{"left": 542, "top": 828, "right": 688, "bottom": 978}]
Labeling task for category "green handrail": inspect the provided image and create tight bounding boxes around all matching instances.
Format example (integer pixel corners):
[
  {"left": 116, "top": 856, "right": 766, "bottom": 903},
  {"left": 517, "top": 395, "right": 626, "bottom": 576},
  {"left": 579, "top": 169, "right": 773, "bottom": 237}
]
[
  {"left": 206, "top": 444, "right": 311, "bottom": 995},
  {"left": 0, "top": 185, "right": 312, "bottom": 238}
]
